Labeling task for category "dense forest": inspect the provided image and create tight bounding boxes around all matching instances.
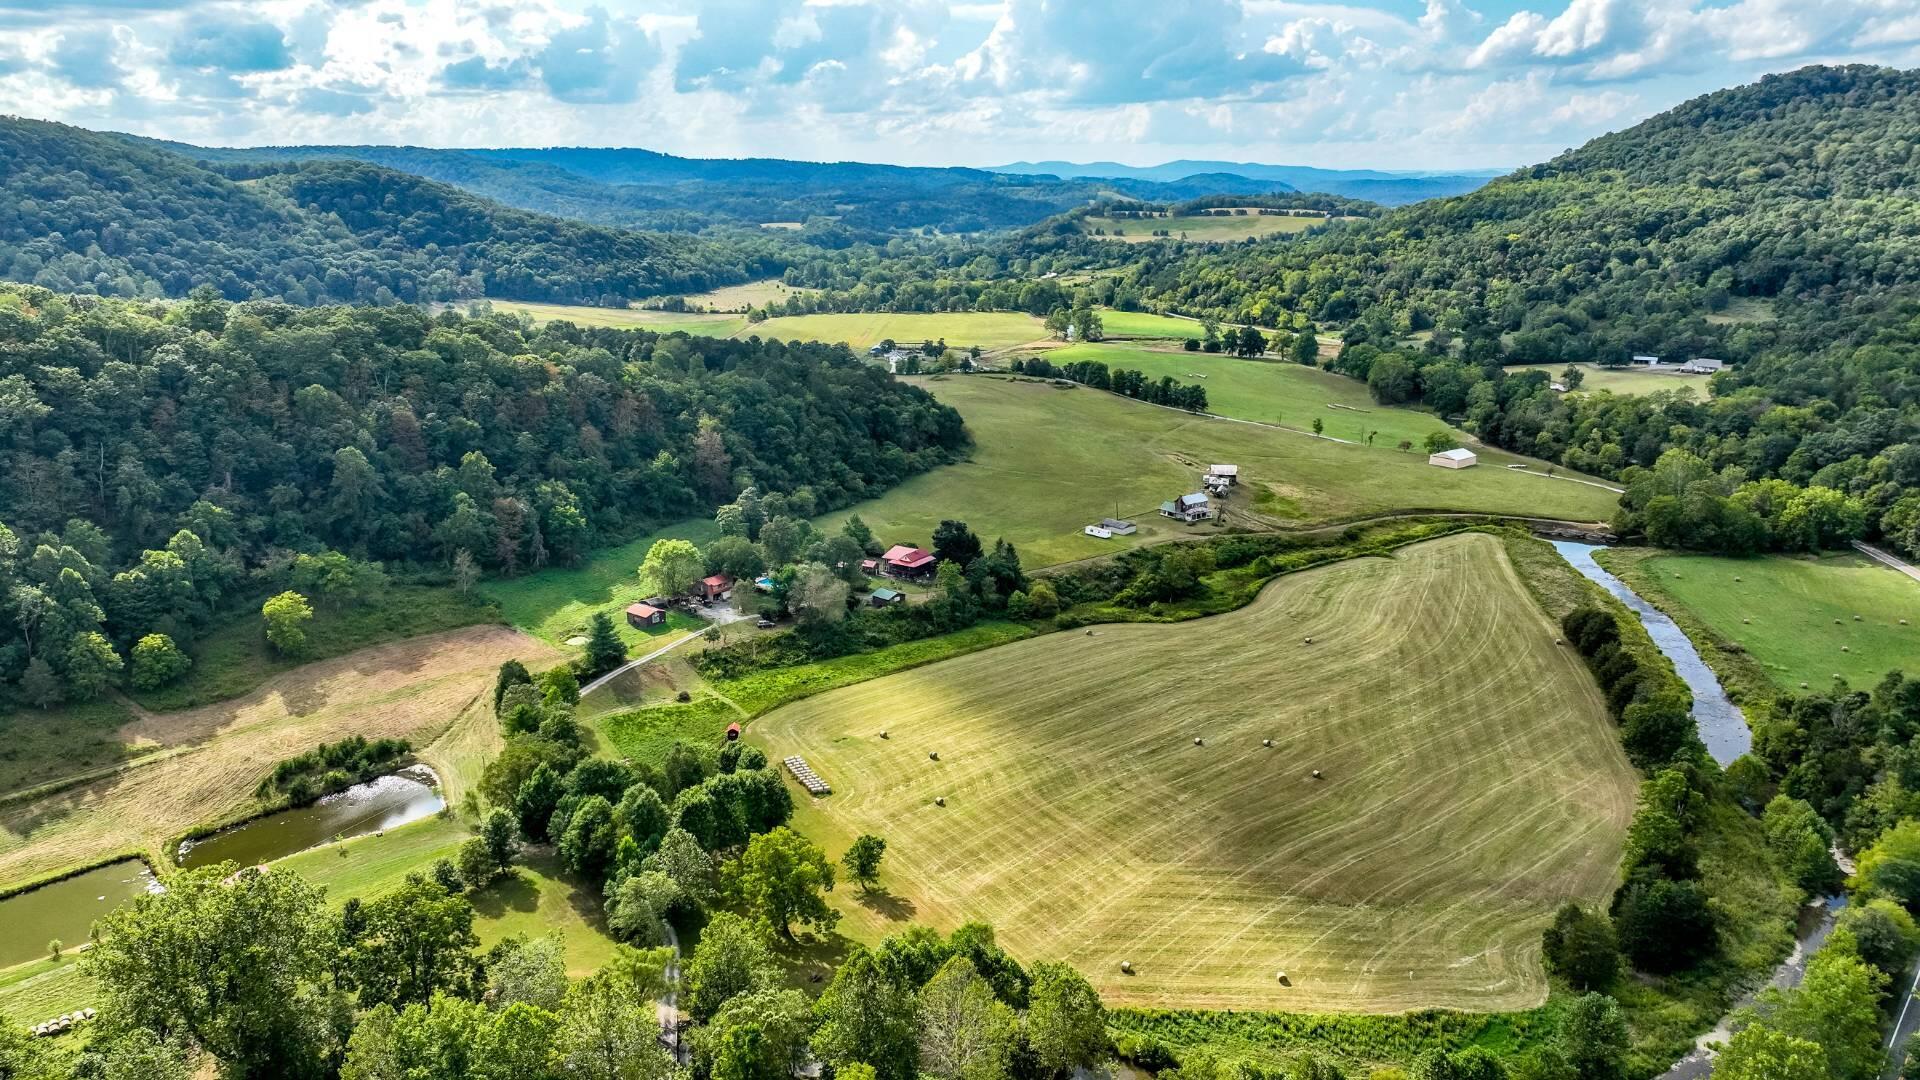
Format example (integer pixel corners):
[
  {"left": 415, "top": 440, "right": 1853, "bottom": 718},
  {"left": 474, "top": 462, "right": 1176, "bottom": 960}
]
[
  {"left": 0, "top": 286, "right": 966, "bottom": 706},
  {"left": 0, "top": 119, "right": 793, "bottom": 305}
]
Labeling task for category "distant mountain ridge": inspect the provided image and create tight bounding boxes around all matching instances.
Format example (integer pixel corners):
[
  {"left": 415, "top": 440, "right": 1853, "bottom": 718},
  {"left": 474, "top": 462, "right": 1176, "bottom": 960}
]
[{"left": 991, "top": 160, "right": 1502, "bottom": 203}]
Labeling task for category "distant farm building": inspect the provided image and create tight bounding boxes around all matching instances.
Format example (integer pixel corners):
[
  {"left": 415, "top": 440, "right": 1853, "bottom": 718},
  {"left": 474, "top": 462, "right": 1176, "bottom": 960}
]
[
  {"left": 626, "top": 603, "right": 666, "bottom": 628},
  {"left": 1678, "top": 358, "right": 1724, "bottom": 374},
  {"left": 1101, "top": 518, "right": 1138, "bottom": 535},
  {"left": 1428, "top": 448, "right": 1478, "bottom": 469},
  {"left": 1635, "top": 354, "right": 1661, "bottom": 367},
  {"left": 1084, "top": 525, "right": 1113, "bottom": 539},
  {"left": 1206, "top": 464, "right": 1239, "bottom": 486},
  {"left": 860, "top": 558, "right": 880, "bottom": 575},
  {"left": 869, "top": 587, "right": 906, "bottom": 607},
  {"left": 697, "top": 574, "right": 732, "bottom": 600},
  {"left": 1159, "top": 492, "right": 1212, "bottom": 522},
  {"left": 726, "top": 722, "right": 742, "bottom": 741},
  {"left": 1550, "top": 382, "right": 1569, "bottom": 393},
  {"left": 881, "top": 545, "right": 937, "bottom": 579}
]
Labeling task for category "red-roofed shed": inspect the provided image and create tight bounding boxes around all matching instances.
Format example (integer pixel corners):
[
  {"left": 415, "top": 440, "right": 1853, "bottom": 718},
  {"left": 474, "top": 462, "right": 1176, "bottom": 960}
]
[
  {"left": 698, "top": 574, "right": 732, "bottom": 599},
  {"left": 626, "top": 603, "right": 665, "bottom": 628}
]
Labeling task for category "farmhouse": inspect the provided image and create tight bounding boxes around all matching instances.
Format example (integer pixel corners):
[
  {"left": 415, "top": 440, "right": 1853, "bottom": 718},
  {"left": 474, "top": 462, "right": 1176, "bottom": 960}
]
[
  {"left": 1678, "top": 357, "right": 1724, "bottom": 374},
  {"left": 1159, "top": 492, "right": 1212, "bottom": 522},
  {"left": 1428, "top": 448, "right": 1478, "bottom": 469},
  {"left": 881, "top": 544, "right": 937, "bottom": 579},
  {"left": 625, "top": 603, "right": 666, "bottom": 628},
  {"left": 869, "top": 587, "right": 906, "bottom": 608},
  {"left": 697, "top": 574, "right": 732, "bottom": 600}
]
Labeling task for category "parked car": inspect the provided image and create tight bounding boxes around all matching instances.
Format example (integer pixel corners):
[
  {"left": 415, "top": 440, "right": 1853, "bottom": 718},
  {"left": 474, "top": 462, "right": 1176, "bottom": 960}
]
[{"left": 756, "top": 618, "right": 777, "bottom": 629}]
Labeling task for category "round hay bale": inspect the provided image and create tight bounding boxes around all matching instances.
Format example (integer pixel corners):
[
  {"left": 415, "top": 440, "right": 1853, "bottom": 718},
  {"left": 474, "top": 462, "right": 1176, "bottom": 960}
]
[
  {"left": 934, "top": 796, "right": 946, "bottom": 807},
  {"left": 1554, "top": 638, "right": 1564, "bottom": 646},
  {"left": 1194, "top": 737, "right": 1204, "bottom": 746},
  {"left": 1842, "top": 645, "right": 1851, "bottom": 652},
  {"left": 81, "top": 1008, "right": 94, "bottom": 1020},
  {"left": 1085, "top": 629, "right": 1095, "bottom": 636},
  {"left": 1311, "top": 769, "right": 1322, "bottom": 780},
  {"left": 1834, "top": 673, "right": 1844, "bottom": 680},
  {"left": 1854, "top": 614, "right": 1863, "bottom": 621},
  {"left": 1835, "top": 618, "right": 1844, "bottom": 625},
  {"left": 1275, "top": 970, "right": 1290, "bottom": 986},
  {"left": 879, "top": 731, "right": 889, "bottom": 739},
  {"left": 1120, "top": 960, "right": 1133, "bottom": 974},
  {"left": 928, "top": 751, "right": 939, "bottom": 761},
  {"left": 1262, "top": 738, "right": 1273, "bottom": 748},
  {"left": 1302, "top": 636, "right": 1313, "bottom": 645},
  {"left": 1801, "top": 682, "right": 1810, "bottom": 689},
  {"left": 1734, "top": 576, "right": 1741, "bottom": 581},
  {"left": 1742, "top": 618, "right": 1749, "bottom": 624}
]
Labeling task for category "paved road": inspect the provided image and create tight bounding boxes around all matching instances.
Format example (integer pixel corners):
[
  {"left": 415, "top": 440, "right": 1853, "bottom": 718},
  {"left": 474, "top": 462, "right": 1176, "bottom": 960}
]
[
  {"left": 1883, "top": 953, "right": 1920, "bottom": 1080},
  {"left": 1854, "top": 540, "right": 1920, "bottom": 586}
]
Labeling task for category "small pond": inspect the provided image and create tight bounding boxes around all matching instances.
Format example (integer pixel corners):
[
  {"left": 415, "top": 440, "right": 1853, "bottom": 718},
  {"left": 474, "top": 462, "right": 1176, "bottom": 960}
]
[
  {"left": 1551, "top": 541, "right": 1752, "bottom": 765},
  {"left": 0, "top": 860, "right": 159, "bottom": 971},
  {"left": 177, "top": 766, "right": 444, "bottom": 870}
]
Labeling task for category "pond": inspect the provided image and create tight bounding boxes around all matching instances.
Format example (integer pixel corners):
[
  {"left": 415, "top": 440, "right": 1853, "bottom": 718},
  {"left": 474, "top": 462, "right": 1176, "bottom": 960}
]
[
  {"left": 0, "top": 860, "right": 159, "bottom": 971},
  {"left": 1551, "top": 541, "right": 1752, "bottom": 765},
  {"left": 177, "top": 766, "right": 445, "bottom": 870}
]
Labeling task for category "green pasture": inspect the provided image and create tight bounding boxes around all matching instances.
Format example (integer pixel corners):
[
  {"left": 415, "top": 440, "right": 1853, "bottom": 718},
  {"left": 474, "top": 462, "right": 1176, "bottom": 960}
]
[
  {"left": 746, "top": 311, "right": 1047, "bottom": 351},
  {"left": 1508, "top": 363, "right": 1715, "bottom": 398},
  {"left": 1083, "top": 211, "right": 1340, "bottom": 243},
  {"left": 478, "top": 520, "right": 719, "bottom": 649},
  {"left": 484, "top": 300, "right": 749, "bottom": 337}
]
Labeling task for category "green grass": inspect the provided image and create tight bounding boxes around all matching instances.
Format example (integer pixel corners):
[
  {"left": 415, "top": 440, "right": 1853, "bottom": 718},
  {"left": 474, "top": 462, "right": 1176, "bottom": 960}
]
[
  {"left": 0, "top": 955, "right": 94, "bottom": 1025},
  {"left": 746, "top": 311, "right": 1046, "bottom": 350},
  {"left": 717, "top": 621, "right": 1034, "bottom": 717},
  {"left": 128, "top": 584, "right": 499, "bottom": 712},
  {"left": 484, "top": 300, "right": 749, "bottom": 337},
  {"left": 759, "top": 534, "right": 1638, "bottom": 1013},
  {"left": 479, "top": 520, "right": 720, "bottom": 649},
  {"left": 1599, "top": 549, "right": 1920, "bottom": 691},
  {"left": 1509, "top": 363, "right": 1714, "bottom": 398},
  {"left": 1043, "top": 343, "right": 1477, "bottom": 451},
  {"left": 671, "top": 279, "right": 812, "bottom": 311},
  {"left": 814, "top": 374, "right": 1618, "bottom": 567},
  {"left": 0, "top": 698, "right": 135, "bottom": 798},
  {"left": 597, "top": 697, "right": 743, "bottom": 768},
  {"left": 1083, "top": 211, "right": 1340, "bottom": 243},
  {"left": 1094, "top": 311, "right": 1217, "bottom": 339},
  {"left": 278, "top": 814, "right": 470, "bottom": 902}
]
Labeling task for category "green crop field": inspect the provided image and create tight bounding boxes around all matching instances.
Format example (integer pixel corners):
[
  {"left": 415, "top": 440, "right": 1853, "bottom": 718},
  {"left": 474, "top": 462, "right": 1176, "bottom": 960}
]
[
  {"left": 746, "top": 311, "right": 1047, "bottom": 350},
  {"left": 1615, "top": 550, "right": 1920, "bottom": 690},
  {"left": 479, "top": 520, "right": 719, "bottom": 649},
  {"left": 1509, "top": 363, "right": 1714, "bottom": 398},
  {"left": 1094, "top": 311, "right": 1215, "bottom": 339},
  {"left": 814, "top": 375, "right": 1617, "bottom": 567},
  {"left": 484, "top": 300, "right": 749, "bottom": 337},
  {"left": 1043, "top": 344, "right": 1475, "bottom": 451},
  {"left": 1084, "top": 211, "right": 1340, "bottom": 243},
  {"left": 756, "top": 534, "right": 1637, "bottom": 1012}
]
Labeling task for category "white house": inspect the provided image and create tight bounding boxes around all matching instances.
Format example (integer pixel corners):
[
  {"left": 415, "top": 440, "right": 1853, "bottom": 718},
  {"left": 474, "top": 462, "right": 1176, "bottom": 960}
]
[
  {"left": 1428, "top": 448, "right": 1478, "bottom": 469},
  {"left": 1678, "top": 358, "right": 1724, "bottom": 374},
  {"left": 1159, "top": 492, "right": 1212, "bottom": 522}
]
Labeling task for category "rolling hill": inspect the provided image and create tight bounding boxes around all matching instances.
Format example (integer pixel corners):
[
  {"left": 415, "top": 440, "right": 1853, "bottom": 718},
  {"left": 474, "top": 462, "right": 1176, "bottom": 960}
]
[{"left": 991, "top": 159, "right": 1500, "bottom": 204}]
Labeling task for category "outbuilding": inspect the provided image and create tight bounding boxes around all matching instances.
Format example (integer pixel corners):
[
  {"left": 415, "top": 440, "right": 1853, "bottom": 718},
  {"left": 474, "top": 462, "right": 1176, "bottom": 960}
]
[
  {"left": 697, "top": 574, "right": 732, "bottom": 600},
  {"left": 869, "top": 587, "right": 906, "bottom": 608},
  {"left": 1428, "top": 447, "right": 1478, "bottom": 469},
  {"left": 625, "top": 603, "right": 666, "bottom": 628}
]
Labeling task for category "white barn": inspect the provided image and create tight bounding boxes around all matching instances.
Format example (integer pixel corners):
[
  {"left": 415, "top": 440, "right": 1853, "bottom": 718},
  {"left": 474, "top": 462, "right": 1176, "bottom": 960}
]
[{"left": 1428, "top": 448, "right": 1478, "bottom": 469}]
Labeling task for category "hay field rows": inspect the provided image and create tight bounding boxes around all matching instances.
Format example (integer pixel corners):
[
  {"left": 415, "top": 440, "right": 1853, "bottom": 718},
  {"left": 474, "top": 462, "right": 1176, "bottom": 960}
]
[
  {"left": 0, "top": 626, "right": 559, "bottom": 889},
  {"left": 757, "top": 534, "right": 1637, "bottom": 1013},
  {"left": 746, "top": 311, "right": 1047, "bottom": 350},
  {"left": 1508, "top": 363, "right": 1714, "bottom": 398}
]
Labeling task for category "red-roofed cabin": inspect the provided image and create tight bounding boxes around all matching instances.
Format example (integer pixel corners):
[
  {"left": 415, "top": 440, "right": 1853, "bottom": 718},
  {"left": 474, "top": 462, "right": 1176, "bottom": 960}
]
[
  {"left": 726, "top": 722, "right": 742, "bottom": 741},
  {"left": 881, "top": 545, "right": 936, "bottom": 579},
  {"left": 625, "top": 603, "right": 665, "bottom": 628},
  {"left": 697, "top": 574, "right": 732, "bottom": 599}
]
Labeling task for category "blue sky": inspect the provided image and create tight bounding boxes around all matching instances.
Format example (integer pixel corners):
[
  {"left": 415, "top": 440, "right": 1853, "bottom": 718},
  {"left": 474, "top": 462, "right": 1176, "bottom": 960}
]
[{"left": 4, "top": 0, "right": 1919, "bottom": 170}]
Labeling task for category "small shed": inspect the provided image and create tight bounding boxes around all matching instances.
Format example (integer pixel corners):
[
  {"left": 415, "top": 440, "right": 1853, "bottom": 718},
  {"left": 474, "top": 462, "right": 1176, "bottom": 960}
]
[
  {"left": 1428, "top": 447, "right": 1478, "bottom": 469},
  {"left": 1100, "top": 518, "right": 1138, "bottom": 535},
  {"left": 726, "top": 722, "right": 742, "bottom": 741},
  {"left": 869, "top": 588, "right": 906, "bottom": 608},
  {"left": 626, "top": 603, "right": 666, "bottom": 628}
]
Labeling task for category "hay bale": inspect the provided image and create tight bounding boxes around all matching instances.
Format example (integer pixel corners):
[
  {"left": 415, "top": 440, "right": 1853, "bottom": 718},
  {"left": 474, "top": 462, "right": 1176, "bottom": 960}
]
[
  {"left": 1302, "top": 636, "right": 1313, "bottom": 645},
  {"left": 879, "top": 731, "right": 889, "bottom": 739},
  {"left": 1262, "top": 738, "right": 1273, "bottom": 748},
  {"left": 1734, "top": 576, "right": 1741, "bottom": 581},
  {"left": 1854, "top": 614, "right": 1863, "bottom": 621},
  {"left": 1801, "top": 682, "right": 1810, "bottom": 689},
  {"left": 1742, "top": 618, "right": 1750, "bottom": 624},
  {"left": 1120, "top": 960, "right": 1133, "bottom": 974},
  {"left": 928, "top": 751, "right": 939, "bottom": 761},
  {"left": 1310, "top": 769, "right": 1322, "bottom": 780},
  {"left": 1275, "top": 971, "right": 1291, "bottom": 986},
  {"left": 1842, "top": 645, "right": 1851, "bottom": 652},
  {"left": 1194, "top": 737, "right": 1204, "bottom": 746},
  {"left": 934, "top": 796, "right": 946, "bottom": 807},
  {"left": 1835, "top": 618, "right": 1844, "bottom": 625}
]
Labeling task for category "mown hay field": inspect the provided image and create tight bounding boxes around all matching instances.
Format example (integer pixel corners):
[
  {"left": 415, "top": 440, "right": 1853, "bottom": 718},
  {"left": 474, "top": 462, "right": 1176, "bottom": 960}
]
[
  {"left": 746, "top": 311, "right": 1047, "bottom": 351},
  {"left": 484, "top": 300, "right": 749, "bottom": 337},
  {"left": 1614, "top": 549, "right": 1920, "bottom": 690},
  {"left": 757, "top": 534, "right": 1637, "bottom": 1013},
  {"left": 0, "top": 626, "right": 559, "bottom": 889},
  {"left": 1509, "top": 363, "right": 1715, "bottom": 398},
  {"left": 1083, "top": 211, "right": 1341, "bottom": 243},
  {"left": 814, "top": 375, "right": 1618, "bottom": 567}
]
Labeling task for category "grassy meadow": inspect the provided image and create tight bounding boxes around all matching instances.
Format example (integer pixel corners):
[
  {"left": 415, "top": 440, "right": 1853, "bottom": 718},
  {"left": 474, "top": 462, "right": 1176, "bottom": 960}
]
[
  {"left": 672, "top": 279, "right": 811, "bottom": 310},
  {"left": 757, "top": 533, "right": 1637, "bottom": 1012},
  {"left": 1094, "top": 310, "right": 1216, "bottom": 339},
  {"left": 478, "top": 520, "right": 720, "bottom": 649},
  {"left": 1084, "top": 211, "right": 1340, "bottom": 243},
  {"left": 814, "top": 374, "right": 1617, "bottom": 567},
  {"left": 484, "top": 300, "right": 749, "bottom": 337},
  {"left": 1600, "top": 549, "right": 1920, "bottom": 690},
  {"left": 746, "top": 311, "right": 1047, "bottom": 351},
  {"left": 1509, "top": 363, "right": 1715, "bottom": 397}
]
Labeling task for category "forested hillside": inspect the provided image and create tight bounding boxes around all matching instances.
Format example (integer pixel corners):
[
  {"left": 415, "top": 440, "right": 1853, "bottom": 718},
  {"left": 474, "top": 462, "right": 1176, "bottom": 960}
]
[
  {"left": 0, "top": 119, "right": 789, "bottom": 305},
  {"left": 0, "top": 285, "right": 966, "bottom": 705}
]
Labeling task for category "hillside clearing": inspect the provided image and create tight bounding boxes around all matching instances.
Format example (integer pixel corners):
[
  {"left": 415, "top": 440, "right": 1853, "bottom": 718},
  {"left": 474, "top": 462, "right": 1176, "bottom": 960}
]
[
  {"left": 1509, "top": 363, "right": 1715, "bottom": 398},
  {"left": 479, "top": 520, "right": 720, "bottom": 649},
  {"left": 482, "top": 300, "right": 749, "bottom": 337},
  {"left": 757, "top": 533, "right": 1637, "bottom": 1012},
  {"left": 746, "top": 311, "right": 1047, "bottom": 351},
  {"left": 1083, "top": 211, "right": 1343, "bottom": 243},
  {"left": 0, "top": 626, "right": 560, "bottom": 889},
  {"left": 814, "top": 375, "right": 1616, "bottom": 567}
]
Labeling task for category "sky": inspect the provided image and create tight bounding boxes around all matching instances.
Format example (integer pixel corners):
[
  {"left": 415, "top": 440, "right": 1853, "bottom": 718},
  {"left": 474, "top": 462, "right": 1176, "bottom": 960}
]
[{"left": 4, "top": 0, "right": 1920, "bottom": 171}]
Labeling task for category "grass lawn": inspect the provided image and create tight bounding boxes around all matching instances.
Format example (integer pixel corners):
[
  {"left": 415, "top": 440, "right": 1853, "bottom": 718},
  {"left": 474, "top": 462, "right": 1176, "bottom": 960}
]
[
  {"left": 1094, "top": 310, "right": 1214, "bottom": 339},
  {"left": 1083, "top": 211, "right": 1340, "bottom": 243},
  {"left": 813, "top": 375, "right": 1617, "bottom": 567},
  {"left": 746, "top": 311, "right": 1046, "bottom": 351},
  {"left": 1509, "top": 363, "right": 1714, "bottom": 398},
  {"left": 0, "top": 699, "right": 135, "bottom": 799},
  {"left": 757, "top": 533, "right": 1637, "bottom": 1013},
  {"left": 1600, "top": 549, "right": 1920, "bottom": 691},
  {"left": 130, "top": 584, "right": 500, "bottom": 712},
  {"left": 0, "top": 955, "right": 93, "bottom": 1025},
  {"left": 479, "top": 520, "right": 720, "bottom": 650},
  {"left": 484, "top": 300, "right": 749, "bottom": 337},
  {"left": 280, "top": 814, "right": 469, "bottom": 902}
]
